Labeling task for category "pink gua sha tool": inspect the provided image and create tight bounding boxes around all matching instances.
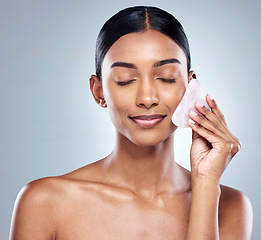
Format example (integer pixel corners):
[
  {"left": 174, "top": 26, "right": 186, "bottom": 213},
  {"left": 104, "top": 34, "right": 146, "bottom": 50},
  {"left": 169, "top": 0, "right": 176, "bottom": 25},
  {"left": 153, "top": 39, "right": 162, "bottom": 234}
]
[{"left": 172, "top": 78, "right": 210, "bottom": 128}]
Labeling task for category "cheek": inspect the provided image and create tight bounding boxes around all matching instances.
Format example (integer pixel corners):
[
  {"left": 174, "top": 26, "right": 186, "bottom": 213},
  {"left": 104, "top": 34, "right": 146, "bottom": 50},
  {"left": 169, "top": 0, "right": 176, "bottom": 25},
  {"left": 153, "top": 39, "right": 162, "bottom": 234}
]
[
  {"left": 103, "top": 83, "right": 132, "bottom": 123},
  {"left": 105, "top": 87, "right": 126, "bottom": 108},
  {"left": 160, "top": 83, "right": 186, "bottom": 113}
]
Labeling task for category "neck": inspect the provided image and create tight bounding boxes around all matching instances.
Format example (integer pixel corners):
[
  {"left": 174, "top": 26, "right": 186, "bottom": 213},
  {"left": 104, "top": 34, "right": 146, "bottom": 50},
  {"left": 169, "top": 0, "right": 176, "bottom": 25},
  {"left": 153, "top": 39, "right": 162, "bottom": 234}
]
[{"left": 103, "top": 131, "right": 182, "bottom": 199}]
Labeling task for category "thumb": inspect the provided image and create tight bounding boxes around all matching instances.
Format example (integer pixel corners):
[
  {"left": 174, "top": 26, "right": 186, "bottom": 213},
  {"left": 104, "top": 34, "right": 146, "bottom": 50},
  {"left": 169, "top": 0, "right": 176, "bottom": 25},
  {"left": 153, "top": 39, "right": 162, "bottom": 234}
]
[{"left": 192, "top": 129, "right": 201, "bottom": 142}]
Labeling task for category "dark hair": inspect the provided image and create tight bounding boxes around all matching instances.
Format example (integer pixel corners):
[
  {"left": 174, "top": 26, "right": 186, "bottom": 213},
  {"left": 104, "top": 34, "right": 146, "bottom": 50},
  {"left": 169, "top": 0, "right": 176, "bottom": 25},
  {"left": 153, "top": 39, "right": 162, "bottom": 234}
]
[{"left": 95, "top": 6, "right": 191, "bottom": 80}]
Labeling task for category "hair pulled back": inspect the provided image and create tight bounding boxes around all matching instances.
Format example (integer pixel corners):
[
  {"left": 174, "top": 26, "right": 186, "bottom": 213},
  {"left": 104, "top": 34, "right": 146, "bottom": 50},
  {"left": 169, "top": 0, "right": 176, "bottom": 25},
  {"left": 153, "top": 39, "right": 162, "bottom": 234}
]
[{"left": 95, "top": 6, "right": 191, "bottom": 80}]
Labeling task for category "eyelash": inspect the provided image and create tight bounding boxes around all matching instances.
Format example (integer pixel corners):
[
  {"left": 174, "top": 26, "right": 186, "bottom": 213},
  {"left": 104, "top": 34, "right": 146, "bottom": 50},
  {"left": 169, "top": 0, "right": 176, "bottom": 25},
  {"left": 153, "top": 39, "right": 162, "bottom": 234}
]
[
  {"left": 157, "top": 78, "right": 176, "bottom": 83},
  {"left": 116, "top": 80, "right": 136, "bottom": 86},
  {"left": 116, "top": 78, "right": 176, "bottom": 86}
]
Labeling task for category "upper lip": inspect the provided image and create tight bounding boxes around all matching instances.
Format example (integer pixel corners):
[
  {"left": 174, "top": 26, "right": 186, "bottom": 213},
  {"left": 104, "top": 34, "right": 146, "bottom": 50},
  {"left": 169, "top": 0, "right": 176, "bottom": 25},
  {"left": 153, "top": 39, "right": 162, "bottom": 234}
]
[{"left": 130, "top": 114, "right": 166, "bottom": 120}]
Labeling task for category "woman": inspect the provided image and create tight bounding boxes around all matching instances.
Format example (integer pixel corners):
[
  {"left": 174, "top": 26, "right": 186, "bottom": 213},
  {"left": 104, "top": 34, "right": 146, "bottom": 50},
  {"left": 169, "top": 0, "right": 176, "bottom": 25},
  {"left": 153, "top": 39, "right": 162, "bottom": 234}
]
[{"left": 10, "top": 6, "right": 253, "bottom": 239}]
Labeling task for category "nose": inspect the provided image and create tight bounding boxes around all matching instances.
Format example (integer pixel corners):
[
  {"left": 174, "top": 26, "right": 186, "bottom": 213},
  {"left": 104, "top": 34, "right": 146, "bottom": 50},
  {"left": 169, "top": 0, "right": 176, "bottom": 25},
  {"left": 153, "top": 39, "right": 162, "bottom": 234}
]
[{"left": 136, "top": 78, "right": 159, "bottom": 108}]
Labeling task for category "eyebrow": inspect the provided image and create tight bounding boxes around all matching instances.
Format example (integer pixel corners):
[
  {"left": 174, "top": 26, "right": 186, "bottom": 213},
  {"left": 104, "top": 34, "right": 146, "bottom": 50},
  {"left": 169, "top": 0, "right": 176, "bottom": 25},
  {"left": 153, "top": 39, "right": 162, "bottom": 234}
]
[
  {"left": 153, "top": 58, "right": 181, "bottom": 68},
  {"left": 110, "top": 58, "right": 181, "bottom": 70},
  {"left": 110, "top": 62, "right": 137, "bottom": 69}
]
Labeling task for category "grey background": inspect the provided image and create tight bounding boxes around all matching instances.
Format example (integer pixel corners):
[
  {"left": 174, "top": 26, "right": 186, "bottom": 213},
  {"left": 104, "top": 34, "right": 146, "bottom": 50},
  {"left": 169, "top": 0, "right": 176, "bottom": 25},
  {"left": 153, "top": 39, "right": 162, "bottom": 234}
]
[{"left": 1, "top": 0, "right": 260, "bottom": 239}]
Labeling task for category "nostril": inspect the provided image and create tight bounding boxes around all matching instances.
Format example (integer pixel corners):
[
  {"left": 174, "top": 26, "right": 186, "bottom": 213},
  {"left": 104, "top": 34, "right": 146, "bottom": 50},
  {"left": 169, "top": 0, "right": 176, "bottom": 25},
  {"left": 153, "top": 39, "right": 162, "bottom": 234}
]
[
  {"left": 138, "top": 102, "right": 158, "bottom": 109},
  {"left": 136, "top": 82, "right": 160, "bottom": 108}
]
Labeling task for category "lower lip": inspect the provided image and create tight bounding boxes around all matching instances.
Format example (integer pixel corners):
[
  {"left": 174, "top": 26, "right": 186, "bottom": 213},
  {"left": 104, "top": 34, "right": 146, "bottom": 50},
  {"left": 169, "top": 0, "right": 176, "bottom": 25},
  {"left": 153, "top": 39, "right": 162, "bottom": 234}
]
[{"left": 130, "top": 117, "right": 164, "bottom": 128}]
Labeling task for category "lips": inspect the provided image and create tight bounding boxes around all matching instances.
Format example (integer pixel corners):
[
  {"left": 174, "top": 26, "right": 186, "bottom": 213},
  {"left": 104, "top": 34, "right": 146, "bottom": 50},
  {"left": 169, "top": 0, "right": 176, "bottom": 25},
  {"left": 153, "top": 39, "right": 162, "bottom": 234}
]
[{"left": 130, "top": 115, "right": 166, "bottom": 128}]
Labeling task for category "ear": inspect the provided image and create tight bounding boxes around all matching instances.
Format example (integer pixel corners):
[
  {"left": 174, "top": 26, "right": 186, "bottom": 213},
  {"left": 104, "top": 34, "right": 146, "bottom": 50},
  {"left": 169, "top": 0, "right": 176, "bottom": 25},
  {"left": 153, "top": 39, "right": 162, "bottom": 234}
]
[
  {"left": 188, "top": 70, "right": 197, "bottom": 83},
  {"left": 89, "top": 75, "right": 107, "bottom": 108}
]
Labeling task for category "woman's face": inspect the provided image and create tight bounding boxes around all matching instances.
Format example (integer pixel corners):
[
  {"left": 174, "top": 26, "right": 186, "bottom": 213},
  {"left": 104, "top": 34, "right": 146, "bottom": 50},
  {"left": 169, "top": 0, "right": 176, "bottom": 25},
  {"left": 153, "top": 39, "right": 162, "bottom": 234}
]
[{"left": 99, "top": 29, "right": 192, "bottom": 147}]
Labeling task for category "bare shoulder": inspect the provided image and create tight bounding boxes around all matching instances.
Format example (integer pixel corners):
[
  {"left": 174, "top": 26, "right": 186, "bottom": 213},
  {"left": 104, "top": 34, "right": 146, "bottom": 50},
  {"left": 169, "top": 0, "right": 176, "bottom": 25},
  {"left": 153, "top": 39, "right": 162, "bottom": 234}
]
[
  {"left": 14, "top": 176, "right": 72, "bottom": 207},
  {"left": 13, "top": 160, "right": 104, "bottom": 212},
  {"left": 10, "top": 176, "right": 68, "bottom": 239},
  {"left": 218, "top": 184, "right": 253, "bottom": 240},
  {"left": 10, "top": 160, "right": 103, "bottom": 240},
  {"left": 219, "top": 184, "right": 253, "bottom": 219}
]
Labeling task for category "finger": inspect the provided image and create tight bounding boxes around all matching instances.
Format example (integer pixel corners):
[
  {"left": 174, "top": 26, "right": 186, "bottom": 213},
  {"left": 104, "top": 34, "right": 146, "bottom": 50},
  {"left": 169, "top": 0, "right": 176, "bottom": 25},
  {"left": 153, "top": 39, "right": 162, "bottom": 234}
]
[
  {"left": 189, "top": 109, "right": 241, "bottom": 157},
  {"left": 194, "top": 101, "right": 231, "bottom": 139},
  {"left": 206, "top": 94, "right": 227, "bottom": 126},
  {"left": 192, "top": 128, "right": 201, "bottom": 143},
  {"left": 205, "top": 95, "right": 242, "bottom": 153},
  {"left": 193, "top": 99, "right": 241, "bottom": 157},
  {"left": 189, "top": 110, "right": 230, "bottom": 142},
  {"left": 188, "top": 118, "right": 232, "bottom": 153}
]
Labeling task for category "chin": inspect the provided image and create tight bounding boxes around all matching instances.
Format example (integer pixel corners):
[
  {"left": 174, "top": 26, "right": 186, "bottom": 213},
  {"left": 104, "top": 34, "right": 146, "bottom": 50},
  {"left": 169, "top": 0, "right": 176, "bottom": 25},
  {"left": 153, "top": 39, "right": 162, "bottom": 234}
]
[
  {"left": 116, "top": 122, "right": 177, "bottom": 147},
  {"left": 127, "top": 130, "right": 174, "bottom": 148}
]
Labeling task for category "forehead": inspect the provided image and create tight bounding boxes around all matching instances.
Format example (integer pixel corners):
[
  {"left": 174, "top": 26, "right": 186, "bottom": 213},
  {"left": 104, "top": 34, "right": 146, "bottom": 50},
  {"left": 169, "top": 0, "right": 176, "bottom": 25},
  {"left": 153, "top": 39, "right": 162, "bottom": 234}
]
[{"left": 102, "top": 29, "right": 187, "bottom": 70}]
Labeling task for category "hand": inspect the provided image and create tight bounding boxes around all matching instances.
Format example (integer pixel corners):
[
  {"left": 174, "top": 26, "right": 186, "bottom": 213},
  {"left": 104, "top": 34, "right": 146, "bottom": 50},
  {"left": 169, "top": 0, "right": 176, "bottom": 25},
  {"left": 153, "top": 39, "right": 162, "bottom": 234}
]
[{"left": 188, "top": 94, "right": 241, "bottom": 182}]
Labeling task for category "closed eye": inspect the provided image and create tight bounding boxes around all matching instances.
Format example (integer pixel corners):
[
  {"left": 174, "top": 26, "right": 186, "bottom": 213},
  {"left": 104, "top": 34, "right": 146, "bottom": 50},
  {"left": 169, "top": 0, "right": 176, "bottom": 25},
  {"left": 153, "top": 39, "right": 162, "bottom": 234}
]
[
  {"left": 157, "top": 78, "right": 176, "bottom": 83},
  {"left": 116, "top": 79, "right": 136, "bottom": 86}
]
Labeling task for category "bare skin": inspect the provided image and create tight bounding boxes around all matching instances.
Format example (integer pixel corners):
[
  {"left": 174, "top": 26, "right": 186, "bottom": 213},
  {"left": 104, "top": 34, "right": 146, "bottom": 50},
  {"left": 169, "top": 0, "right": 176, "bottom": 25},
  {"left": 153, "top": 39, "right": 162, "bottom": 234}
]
[{"left": 10, "top": 30, "right": 253, "bottom": 240}]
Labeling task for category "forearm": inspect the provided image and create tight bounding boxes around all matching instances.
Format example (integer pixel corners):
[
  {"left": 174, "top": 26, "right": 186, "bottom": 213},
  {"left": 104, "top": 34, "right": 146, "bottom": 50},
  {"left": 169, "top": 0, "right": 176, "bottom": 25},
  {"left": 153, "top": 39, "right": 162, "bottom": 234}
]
[{"left": 186, "top": 179, "right": 221, "bottom": 240}]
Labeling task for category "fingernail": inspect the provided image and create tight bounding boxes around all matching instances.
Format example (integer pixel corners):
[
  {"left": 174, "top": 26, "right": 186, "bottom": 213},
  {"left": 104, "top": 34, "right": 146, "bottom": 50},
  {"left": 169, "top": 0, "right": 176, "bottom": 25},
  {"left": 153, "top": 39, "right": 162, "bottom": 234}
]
[
  {"left": 208, "top": 94, "right": 214, "bottom": 100},
  {"left": 196, "top": 102, "right": 204, "bottom": 108},
  {"left": 189, "top": 119, "right": 195, "bottom": 124},
  {"left": 190, "top": 111, "right": 198, "bottom": 116}
]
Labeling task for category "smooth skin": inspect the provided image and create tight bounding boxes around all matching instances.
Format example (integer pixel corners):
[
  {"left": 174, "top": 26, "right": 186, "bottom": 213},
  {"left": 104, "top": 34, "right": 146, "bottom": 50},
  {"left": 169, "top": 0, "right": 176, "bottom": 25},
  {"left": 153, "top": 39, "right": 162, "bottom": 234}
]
[{"left": 10, "top": 30, "right": 253, "bottom": 240}]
